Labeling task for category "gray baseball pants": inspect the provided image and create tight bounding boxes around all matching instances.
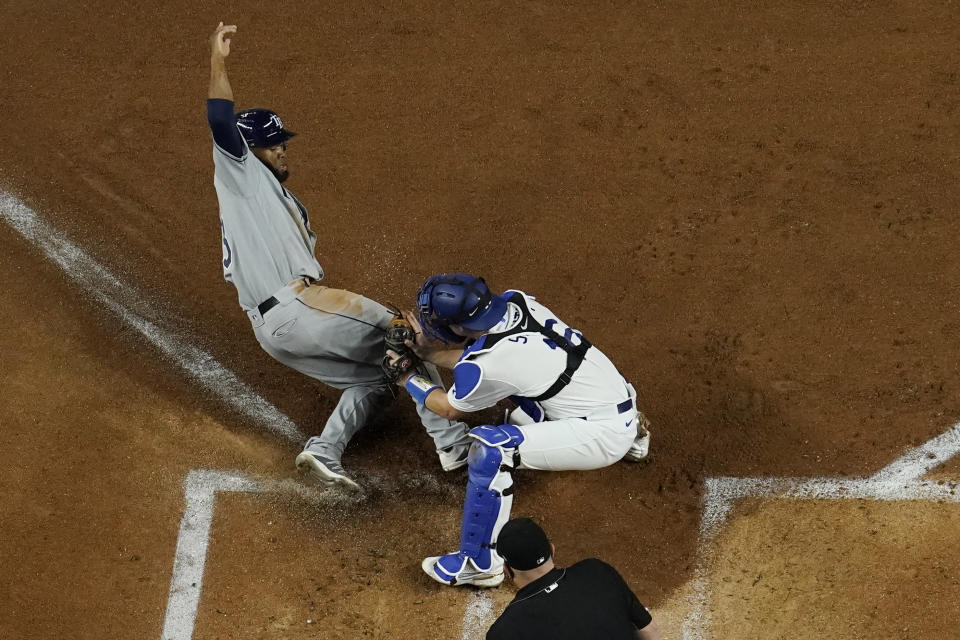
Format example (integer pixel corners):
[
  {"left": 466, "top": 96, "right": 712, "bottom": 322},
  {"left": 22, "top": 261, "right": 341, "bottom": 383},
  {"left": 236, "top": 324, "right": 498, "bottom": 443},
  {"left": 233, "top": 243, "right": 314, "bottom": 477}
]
[{"left": 247, "top": 280, "right": 471, "bottom": 459}]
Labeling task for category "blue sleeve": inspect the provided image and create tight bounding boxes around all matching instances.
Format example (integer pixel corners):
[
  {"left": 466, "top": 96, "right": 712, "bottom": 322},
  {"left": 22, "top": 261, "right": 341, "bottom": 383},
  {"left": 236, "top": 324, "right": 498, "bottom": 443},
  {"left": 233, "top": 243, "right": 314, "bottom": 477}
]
[
  {"left": 206, "top": 98, "right": 244, "bottom": 158},
  {"left": 452, "top": 361, "right": 483, "bottom": 400}
]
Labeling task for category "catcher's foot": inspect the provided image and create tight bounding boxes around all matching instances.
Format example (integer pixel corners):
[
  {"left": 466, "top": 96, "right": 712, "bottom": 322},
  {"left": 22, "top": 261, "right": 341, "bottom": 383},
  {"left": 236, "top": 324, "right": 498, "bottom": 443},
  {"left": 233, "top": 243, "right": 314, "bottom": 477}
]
[
  {"left": 296, "top": 451, "right": 360, "bottom": 491},
  {"left": 422, "top": 552, "right": 504, "bottom": 588},
  {"left": 623, "top": 413, "right": 652, "bottom": 462}
]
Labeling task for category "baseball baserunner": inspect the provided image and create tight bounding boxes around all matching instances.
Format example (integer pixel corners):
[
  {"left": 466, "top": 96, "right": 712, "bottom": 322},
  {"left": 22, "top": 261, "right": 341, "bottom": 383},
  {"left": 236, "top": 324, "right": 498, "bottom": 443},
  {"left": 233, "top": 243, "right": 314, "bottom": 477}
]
[
  {"left": 390, "top": 273, "right": 653, "bottom": 587},
  {"left": 205, "top": 23, "right": 471, "bottom": 490}
]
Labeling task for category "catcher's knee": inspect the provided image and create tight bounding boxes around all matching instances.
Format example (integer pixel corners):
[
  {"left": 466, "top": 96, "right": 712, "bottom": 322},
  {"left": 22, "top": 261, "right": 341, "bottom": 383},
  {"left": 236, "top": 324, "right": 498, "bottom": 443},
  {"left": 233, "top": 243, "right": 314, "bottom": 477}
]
[
  {"left": 469, "top": 424, "right": 524, "bottom": 449},
  {"left": 467, "top": 424, "right": 524, "bottom": 481}
]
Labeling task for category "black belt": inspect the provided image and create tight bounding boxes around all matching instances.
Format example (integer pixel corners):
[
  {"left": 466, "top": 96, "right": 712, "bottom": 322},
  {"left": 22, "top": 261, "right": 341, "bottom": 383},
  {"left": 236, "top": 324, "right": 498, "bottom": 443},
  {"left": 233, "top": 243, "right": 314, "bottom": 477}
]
[
  {"left": 576, "top": 397, "right": 633, "bottom": 421},
  {"left": 256, "top": 277, "right": 317, "bottom": 317},
  {"left": 258, "top": 296, "right": 280, "bottom": 316}
]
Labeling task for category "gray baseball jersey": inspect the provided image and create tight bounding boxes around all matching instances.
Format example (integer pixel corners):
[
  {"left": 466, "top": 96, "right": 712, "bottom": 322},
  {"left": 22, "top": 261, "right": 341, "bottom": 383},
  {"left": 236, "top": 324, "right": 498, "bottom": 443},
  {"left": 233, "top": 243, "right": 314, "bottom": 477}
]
[{"left": 213, "top": 136, "right": 323, "bottom": 311}]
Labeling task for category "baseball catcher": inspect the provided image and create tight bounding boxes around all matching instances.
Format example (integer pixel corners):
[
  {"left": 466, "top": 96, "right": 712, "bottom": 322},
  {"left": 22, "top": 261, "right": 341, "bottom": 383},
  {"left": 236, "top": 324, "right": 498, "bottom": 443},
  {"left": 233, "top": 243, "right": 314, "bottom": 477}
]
[{"left": 391, "top": 273, "right": 652, "bottom": 588}]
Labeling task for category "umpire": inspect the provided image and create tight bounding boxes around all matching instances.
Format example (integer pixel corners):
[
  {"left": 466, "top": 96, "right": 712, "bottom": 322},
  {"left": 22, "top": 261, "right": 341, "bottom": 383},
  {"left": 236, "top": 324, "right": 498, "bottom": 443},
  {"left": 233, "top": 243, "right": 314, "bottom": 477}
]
[{"left": 487, "top": 518, "right": 662, "bottom": 640}]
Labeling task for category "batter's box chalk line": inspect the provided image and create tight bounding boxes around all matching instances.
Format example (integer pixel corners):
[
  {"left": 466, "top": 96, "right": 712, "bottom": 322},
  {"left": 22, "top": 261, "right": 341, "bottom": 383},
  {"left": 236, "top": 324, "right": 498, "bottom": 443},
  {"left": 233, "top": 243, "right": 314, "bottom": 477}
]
[
  {"left": 160, "top": 470, "right": 487, "bottom": 640},
  {"left": 0, "top": 191, "right": 303, "bottom": 444},
  {"left": 682, "top": 421, "right": 960, "bottom": 640},
  {"left": 161, "top": 423, "right": 960, "bottom": 640}
]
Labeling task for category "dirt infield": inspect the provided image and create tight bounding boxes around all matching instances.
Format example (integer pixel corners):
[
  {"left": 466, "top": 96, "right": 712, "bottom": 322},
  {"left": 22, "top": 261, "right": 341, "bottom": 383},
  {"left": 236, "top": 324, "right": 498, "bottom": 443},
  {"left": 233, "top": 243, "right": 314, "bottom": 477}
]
[{"left": 2, "top": 2, "right": 960, "bottom": 638}]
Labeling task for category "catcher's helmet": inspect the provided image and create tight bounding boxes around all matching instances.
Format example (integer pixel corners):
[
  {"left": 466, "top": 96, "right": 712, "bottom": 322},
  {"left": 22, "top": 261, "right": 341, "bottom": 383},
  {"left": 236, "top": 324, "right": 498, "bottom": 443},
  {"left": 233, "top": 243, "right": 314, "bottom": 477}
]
[
  {"left": 416, "top": 273, "right": 507, "bottom": 342},
  {"left": 236, "top": 108, "right": 297, "bottom": 148}
]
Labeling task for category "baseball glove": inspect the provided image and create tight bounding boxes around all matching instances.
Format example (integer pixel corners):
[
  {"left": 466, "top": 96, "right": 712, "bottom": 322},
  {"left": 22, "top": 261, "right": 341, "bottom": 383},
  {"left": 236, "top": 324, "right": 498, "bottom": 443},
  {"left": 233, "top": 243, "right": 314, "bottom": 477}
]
[{"left": 381, "top": 314, "right": 419, "bottom": 383}]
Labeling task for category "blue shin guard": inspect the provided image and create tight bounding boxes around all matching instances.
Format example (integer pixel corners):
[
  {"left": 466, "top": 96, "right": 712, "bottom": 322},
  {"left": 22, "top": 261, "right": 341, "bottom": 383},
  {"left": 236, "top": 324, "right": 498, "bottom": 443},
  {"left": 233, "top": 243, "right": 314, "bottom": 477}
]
[{"left": 428, "top": 425, "right": 524, "bottom": 583}]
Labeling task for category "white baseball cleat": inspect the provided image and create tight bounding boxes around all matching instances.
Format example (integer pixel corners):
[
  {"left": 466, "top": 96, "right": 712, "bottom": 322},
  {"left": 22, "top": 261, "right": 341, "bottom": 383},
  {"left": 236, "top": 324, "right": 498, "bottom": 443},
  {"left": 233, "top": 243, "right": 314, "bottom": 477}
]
[
  {"left": 623, "top": 413, "right": 652, "bottom": 462},
  {"left": 438, "top": 444, "right": 471, "bottom": 471},
  {"left": 422, "top": 553, "right": 504, "bottom": 588},
  {"left": 296, "top": 451, "right": 360, "bottom": 491}
]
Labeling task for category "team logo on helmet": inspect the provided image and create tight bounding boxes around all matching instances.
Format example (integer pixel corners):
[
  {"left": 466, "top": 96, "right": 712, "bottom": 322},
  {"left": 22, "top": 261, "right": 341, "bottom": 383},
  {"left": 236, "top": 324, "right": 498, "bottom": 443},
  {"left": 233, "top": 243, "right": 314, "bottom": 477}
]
[{"left": 235, "top": 108, "right": 297, "bottom": 148}]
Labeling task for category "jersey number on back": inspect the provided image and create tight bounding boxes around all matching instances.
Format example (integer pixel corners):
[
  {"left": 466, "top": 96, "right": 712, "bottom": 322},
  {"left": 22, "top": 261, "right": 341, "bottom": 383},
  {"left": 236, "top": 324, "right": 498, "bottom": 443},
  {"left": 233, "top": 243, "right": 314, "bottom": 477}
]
[
  {"left": 220, "top": 219, "right": 232, "bottom": 268},
  {"left": 542, "top": 318, "right": 583, "bottom": 349}
]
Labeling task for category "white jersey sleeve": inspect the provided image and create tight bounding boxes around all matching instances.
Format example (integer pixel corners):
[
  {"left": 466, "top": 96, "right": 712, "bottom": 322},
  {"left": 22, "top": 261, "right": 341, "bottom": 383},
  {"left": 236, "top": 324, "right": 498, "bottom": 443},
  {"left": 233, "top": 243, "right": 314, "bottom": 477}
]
[{"left": 447, "top": 359, "right": 519, "bottom": 412}]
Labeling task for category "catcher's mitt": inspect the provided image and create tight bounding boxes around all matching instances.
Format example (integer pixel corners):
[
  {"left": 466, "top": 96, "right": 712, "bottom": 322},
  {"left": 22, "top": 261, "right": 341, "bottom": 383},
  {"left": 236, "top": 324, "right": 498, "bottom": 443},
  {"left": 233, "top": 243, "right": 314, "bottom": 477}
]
[{"left": 381, "top": 314, "right": 419, "bottom": 383}]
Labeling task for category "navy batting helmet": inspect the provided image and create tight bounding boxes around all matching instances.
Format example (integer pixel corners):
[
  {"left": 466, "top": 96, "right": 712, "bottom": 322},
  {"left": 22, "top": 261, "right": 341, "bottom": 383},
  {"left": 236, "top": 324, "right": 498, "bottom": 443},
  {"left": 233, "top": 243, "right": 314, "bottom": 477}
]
[
  {"left": 416, "top": 273, "right": 507, "bottom": 343},
  {"left": 236, "top": 108, "right": 297, "bottom": 148}
]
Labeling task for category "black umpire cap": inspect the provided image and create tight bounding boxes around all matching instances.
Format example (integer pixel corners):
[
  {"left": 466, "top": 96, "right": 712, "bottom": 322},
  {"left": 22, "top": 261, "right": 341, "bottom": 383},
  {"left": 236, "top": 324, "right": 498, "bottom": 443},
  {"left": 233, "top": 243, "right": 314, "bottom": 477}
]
[{"left": 497, "top": 518, "right": 552, "bottom": 571}]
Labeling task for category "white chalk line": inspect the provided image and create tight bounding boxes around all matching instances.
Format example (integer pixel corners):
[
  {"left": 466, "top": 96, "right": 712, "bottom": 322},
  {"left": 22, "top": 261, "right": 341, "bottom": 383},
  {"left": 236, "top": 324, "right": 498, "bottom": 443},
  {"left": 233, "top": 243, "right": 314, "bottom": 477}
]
[
  {"left": 682, "top": 421, "right": 960, "bottom": 640},
  {"left": 0, "top": 191, "right": 303, "bottom": 443},
  {"left": 161, "top": 470, "right": 482, "bottom": 640},
  {"left": 461, "top": 592, "right": 495, "bottom": 640},
  {"left": 164, "top": 420, "right": 960, "bottom": 640},
  {"left": 161, "top": 471, "right": 260, "bottom": 640},
  {"left": 869, "top": 422, "right": 960, "bottom": 483}
]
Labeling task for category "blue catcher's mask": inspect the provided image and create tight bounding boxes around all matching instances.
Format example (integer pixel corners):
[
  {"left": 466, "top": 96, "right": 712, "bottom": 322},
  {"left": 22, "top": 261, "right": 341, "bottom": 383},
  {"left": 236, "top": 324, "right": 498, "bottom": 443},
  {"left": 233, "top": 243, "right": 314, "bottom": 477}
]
[{"left": 416, "top": 273, "right": 507, "bottom": 343}]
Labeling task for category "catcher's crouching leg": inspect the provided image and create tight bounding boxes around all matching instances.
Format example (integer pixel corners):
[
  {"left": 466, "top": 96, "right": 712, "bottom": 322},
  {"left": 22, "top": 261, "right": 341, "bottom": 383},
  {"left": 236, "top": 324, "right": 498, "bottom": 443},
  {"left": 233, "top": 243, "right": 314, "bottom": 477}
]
[
  {"left": 421, "top": 424, "right": 524, "bottom": 588},
  {"left": 505, "top": 396, "right": 546, "bottom": 425}
]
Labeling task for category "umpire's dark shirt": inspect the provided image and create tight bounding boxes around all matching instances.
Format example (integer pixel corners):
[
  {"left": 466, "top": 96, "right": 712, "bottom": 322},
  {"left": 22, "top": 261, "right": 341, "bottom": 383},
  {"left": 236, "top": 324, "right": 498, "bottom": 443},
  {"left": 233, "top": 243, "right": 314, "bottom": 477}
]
[{"left": 486, "top": 558, "right": 653, "bottom": 640}]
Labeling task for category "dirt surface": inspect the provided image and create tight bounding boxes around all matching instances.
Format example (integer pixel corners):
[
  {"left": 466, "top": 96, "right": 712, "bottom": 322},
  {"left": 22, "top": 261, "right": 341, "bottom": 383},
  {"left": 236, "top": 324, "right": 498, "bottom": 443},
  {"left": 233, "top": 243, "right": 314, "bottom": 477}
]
[
  {"left": 2, "top": 1, "right": 959, "bottom": 638},
  {"left": 711, "top": 499, "right": 960, "bottom": 639}
]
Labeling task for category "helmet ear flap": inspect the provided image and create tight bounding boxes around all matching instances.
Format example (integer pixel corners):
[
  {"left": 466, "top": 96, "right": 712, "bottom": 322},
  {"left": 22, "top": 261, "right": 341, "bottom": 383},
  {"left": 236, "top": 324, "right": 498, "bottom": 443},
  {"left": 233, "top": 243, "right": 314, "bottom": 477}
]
[
  {"left": 433, "top": 325, "right": 466, "bottom": 344},
  {"left": 416, "top": 275, "right": 468, "bottom": 344},
  {"left": 415, "top": 309, "right": 464, "bottom": 344}
]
